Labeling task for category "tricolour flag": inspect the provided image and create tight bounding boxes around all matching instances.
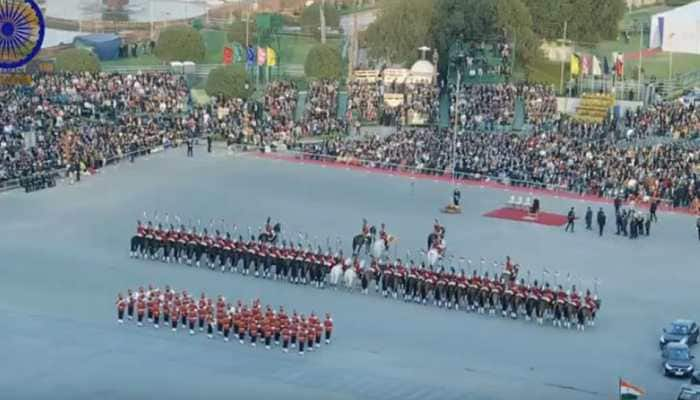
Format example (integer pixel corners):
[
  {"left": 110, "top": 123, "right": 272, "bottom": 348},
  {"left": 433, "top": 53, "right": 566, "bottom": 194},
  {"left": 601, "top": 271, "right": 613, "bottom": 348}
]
[
  {"left": 266, "top": 47, "right": 277, "bottom": 66},
  {"left": 619, "top": 379, "right": 644, "bottom": 399}
]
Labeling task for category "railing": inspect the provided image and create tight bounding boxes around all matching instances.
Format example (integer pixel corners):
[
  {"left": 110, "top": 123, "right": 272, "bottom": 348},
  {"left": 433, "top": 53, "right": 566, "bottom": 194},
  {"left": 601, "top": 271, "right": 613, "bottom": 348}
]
[{"left": 277, "top": 149, "right": 698, "bottom": 212}]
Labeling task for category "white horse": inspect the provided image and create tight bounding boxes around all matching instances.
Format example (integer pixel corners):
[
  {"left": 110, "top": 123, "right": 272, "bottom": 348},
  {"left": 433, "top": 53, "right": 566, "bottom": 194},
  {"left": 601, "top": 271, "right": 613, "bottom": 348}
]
[
  {"left": 426, "top": 248, "right": 442, "bottom": 267},
  {"left": 371, "top": 235, "right": 397, "bottom": 260},
  {"left": 343, "top": 267, "right": 359, "bottom": 291},
  {"left": 329, "top": 261, "right": 346, "bottom": 288}
]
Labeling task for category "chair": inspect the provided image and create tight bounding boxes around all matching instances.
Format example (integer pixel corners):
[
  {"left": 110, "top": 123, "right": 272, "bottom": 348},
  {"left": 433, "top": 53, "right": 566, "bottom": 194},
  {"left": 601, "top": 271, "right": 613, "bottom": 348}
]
[
  {"left": 507, "top": 195, "right": 516, "bottom": 208},
  {"left": 523, "top": 196, "right": 532, "bottom": 210},
  {"left": 513, "top": 196, "right": 523, "bottom": 209}
]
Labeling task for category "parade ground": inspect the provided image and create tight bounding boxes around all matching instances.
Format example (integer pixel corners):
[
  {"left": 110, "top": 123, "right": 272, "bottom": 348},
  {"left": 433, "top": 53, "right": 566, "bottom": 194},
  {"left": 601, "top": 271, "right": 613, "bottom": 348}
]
[{"left": 1, "top": 148, "right": 698, "bottom": 400}]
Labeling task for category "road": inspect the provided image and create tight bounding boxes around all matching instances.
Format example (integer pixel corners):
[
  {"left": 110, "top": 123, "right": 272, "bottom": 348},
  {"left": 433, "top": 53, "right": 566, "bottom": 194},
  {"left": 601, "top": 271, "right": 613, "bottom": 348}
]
[{"left": 0, "top": 148, "right": 697, "bottom": 400}]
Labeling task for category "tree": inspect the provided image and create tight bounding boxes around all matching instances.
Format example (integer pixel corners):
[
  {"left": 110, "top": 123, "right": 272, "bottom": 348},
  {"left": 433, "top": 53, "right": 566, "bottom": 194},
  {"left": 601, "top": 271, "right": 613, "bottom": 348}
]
[
  {"left": 495, "top": 0, "right": 540, "bottom": 65},
  {"left": 364, "top": 0, "right": 434, "bottom": 66},
  {"left": 227, "top": 20, "right": 256, "bottom": 45},
  {"left": 55, "top": 48, "right": 100, "bottom": 73},
  {"left": 154, "top": 26, "right": 206, "bottom": 62},
  {"left": 431, "top": 0, "right": 498, "bottom": 71},
  {"left": 205, "top": 64, "right": 253, "bottom": 100},
  {"left": 524, "top": 0, "right": 625, "bottom": 43},
  {"left": 300, "top": 3, "right": 340, "bottom": 32},
  {"left": 304, "top": 44, "right": 343, "bottom": 80}
]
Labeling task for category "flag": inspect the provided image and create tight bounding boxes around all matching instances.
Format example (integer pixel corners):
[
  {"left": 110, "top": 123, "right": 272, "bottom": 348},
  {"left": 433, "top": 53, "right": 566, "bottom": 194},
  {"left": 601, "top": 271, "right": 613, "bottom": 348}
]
[
  {"left": 580, "top": 54, "right": 590, "bottom": 75},
  {"left": 619, "top": 379, "right": 644, "bottom": 399},
  {"left": 223, "top": 47, "right": 233, "bottom": 65},
  {"left": 257, "top": 47, "right": 267, "bottom": 66},
  {"left": 246, "top": 45, "right": 255, "bottom": 66},
  {"left": 266, "top": 47, "right": 277, "bottom": 66},
  {"left": 592, "top": 56, "right": 602, "bottom": 76},
  {"left": 570, "top": 53, "right": 580, "bottom": 77}
]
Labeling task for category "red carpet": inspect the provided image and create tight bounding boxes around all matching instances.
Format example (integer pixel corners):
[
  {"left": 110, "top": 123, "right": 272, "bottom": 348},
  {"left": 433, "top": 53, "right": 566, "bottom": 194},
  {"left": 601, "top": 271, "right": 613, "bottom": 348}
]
[{"left": 483, "top": 207, "right": 568, "bottom": 227}]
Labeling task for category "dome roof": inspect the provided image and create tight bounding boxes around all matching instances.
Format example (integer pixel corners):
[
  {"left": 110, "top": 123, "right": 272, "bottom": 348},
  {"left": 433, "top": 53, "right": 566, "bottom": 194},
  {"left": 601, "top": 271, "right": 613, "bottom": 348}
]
[{"left": 410, "top": 60, "right": 434, "bottom": 75}]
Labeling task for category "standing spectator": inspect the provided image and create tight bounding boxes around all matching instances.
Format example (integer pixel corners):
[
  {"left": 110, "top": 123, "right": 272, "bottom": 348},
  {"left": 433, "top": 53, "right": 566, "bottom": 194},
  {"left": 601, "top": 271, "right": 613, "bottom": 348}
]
[
  {"left": 207, "top": 135, "right": 212, "bottom": 153},
  {"left": 596, "top": 208, "right": 606, "bottom": 236},
  {"left": 696, "top": 216, "right": 700, "bottom": 241},
  {"left": 585, "top": 207, "right": 593, "bottom": 230},
  {"left": 565, "top": 207, "right": 575, "bottom": 233}
]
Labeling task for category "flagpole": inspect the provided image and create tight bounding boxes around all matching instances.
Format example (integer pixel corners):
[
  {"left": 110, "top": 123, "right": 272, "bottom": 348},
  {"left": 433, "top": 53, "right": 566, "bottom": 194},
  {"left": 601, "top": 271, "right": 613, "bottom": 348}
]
[
  {"left": 559, "top": 21, "right": 568, "bottom": 95},
  {"left": 637, "top": 21, "right": 643, "bottom": 101}
]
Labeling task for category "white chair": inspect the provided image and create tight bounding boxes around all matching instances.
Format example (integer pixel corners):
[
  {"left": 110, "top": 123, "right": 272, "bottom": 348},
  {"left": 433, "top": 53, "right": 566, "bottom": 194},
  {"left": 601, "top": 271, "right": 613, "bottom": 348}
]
[
  {"left": 514, "top": 196, "right": 523, "bottom": 209},
  {"left": 507, "top": 195, "right": 516, "bottom": 208},
  {"left": 523, "top": 196, "right": 532, "bottom": 210}
]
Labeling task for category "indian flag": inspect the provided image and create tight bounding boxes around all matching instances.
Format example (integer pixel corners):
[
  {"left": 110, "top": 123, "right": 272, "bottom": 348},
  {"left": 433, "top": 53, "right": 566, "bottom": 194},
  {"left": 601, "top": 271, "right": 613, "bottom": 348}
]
[{"left": 619, "top": 379, "right": 644, "bottom": 399}]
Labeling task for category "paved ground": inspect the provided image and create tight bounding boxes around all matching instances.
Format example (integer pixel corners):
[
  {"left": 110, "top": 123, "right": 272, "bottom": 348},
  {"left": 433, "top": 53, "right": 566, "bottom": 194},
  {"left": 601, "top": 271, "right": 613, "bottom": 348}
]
[{"left": 1, "top": 147, "right": 698, "bottom": 400}]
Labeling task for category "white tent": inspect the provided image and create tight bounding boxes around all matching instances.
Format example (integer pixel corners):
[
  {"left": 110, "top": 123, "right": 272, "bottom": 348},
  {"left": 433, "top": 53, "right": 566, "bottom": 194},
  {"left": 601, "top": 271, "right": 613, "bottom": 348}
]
[{"left": 650, "top": 1, "right": 700, "bottom": 54}]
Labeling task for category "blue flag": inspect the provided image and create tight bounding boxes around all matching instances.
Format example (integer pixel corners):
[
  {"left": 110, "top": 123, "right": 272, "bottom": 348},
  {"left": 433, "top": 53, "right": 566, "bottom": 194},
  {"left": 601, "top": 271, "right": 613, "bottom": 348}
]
[{"left": 246, "top": 46, "right": 255, "bottom": 66}]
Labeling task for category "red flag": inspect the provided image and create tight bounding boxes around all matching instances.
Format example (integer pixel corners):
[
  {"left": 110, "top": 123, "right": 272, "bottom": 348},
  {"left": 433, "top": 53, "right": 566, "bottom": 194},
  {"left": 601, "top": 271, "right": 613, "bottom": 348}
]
[{"left": 223, "top": 47, "right": 233, "bottom": 65}]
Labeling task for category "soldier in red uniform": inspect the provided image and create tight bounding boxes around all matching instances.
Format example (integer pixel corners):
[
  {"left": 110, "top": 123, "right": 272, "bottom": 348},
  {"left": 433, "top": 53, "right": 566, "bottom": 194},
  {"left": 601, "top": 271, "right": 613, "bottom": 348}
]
[
  {"left": 220, "top": 312, "right": 231, "bottom": 341},
  {"left": 263, "top": 319, "right": 273, "bottom": 349},
  {"left": 131, "top": 221, "right": 146, "bottom": 258},
  {"left": 152, "top": 297, "right": 161, "bottom": 328},
  {"left": 116, "top": 293, "right": 126, "bottom": 323},
  {"left": 297, "top": 324, "right": 307, "bottom": 355},
  {"left": 281, "top": 324, "right": 291, "bottom": 353},
  {"left": 187, "top": 304, "right": 198, "bottom": 335},
  {"left": 171, "top": 305, "right": 180, "bottom": 332},
  {"left": 136, "top": 295, "right": 146, "bottom": 326},
  {"left": 249, "top": 316, "right": 259, "bottom": 347},
  {"left": 323, "top": 313, "right": 333, "bottom": 344}
]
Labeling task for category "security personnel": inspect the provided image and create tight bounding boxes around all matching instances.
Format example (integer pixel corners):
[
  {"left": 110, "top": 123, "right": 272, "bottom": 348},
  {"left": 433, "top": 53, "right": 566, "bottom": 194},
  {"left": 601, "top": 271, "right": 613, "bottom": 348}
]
[
  {"left": 585, "top": 207, "right": 593, "bottom": 230},
  {"left": 596, "top": 208, "right": 606, "bottom": 237},
  {"left": 565, "top": 207, "right": 575, "bottom": 233}
]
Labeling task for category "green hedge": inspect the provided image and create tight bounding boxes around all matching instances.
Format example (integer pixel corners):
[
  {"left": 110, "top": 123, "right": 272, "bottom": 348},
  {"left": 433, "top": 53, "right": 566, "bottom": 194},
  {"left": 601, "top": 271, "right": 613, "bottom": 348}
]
[
  {"left": 304, "top": 44, "right": 343, "bottom": 80},
  {"left": 55, "top": 48, "right": 100, "bottom": 73},
  {"left": 205, "top": 64, "right": 253, "bottom": 100},
  {"left": 155, "top": 26, "right": 206, "bottom": 62},
  {"left": 666, "top": 0, "right": 694, "bottom": 6}
]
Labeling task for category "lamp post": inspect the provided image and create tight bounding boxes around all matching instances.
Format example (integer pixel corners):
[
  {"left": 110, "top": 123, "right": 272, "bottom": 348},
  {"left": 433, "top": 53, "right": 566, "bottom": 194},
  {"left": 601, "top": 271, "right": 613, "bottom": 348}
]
[{"left": 668, "top": 33, "right": 675, "bottom": 80}]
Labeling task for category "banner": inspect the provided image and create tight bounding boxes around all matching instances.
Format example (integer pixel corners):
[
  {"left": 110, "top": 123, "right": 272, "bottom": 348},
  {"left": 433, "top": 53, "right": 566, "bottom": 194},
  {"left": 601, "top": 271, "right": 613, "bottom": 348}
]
[
  {"left": 383, "top": 93, "right": 404, "bottom": 108},
  {"left": 266, "top": 47, "right": 277, "bottom": 66},
  {"left": 223, "top": 47, "right": 233, "bottom": 65},
  {"left": 257, "top": 47, "right": 267, "bottom": 66},
  {"left": 570, "top": 54, "right": 580, "bottom": 77},
  {"left": 246, "top": 46, "right": 255, "bottom": 66},
  {"left": 353, "top": 69, "right": 379, "bottom": 81}
]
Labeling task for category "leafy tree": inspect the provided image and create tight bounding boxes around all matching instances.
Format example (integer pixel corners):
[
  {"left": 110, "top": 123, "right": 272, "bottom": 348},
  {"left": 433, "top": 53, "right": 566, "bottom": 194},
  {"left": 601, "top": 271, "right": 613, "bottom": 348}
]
[
  {"left": 364, "top": 0, "right": 434, "bottom": 65},
  {"left": 154, "top": 26, "right": 206, "bottom": 62},
  {"left": 205, "top": 64, "right": 254, "bottom": 100},
  {"left": 431, "top": 0, "right": 498, "bottom": 70},
  {"left": 304, "top": 44, "right": 343, "bottom": 80},
  {"left": 55, "top": 48, "right": 100, "bottom": 73},
  {"left": 495, "top": 0, "right": 540, "bottom": 65},
  {"left": 300, "top": 3, "right": 340, "bottom": 32},
  {"left": 524, "top": 0, "right": 624, "bottom": 42}
]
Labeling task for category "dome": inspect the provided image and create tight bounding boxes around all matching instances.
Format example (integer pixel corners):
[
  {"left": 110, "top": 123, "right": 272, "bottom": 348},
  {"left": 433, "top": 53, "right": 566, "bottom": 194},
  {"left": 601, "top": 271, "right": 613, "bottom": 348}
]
[{"left": 410, "top": 60, "right": 434, "bottom": 75}]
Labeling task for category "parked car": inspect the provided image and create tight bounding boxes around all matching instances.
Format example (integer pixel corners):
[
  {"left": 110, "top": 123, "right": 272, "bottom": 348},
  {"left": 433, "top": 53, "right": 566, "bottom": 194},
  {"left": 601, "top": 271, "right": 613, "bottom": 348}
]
[
  {"left": 677, "top": 372, "right": 700, "bottom": 400},
  {"left": 661, "top": 320, "right": 700, "bottom": 349},
  {"left": 663, "top": 342, "right": 695, "bottom": 378}
]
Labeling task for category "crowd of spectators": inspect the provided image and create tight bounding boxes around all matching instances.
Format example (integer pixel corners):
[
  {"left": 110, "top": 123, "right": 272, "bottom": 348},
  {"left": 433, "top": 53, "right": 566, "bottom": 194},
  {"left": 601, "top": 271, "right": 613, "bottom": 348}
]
[
  {"left": 301, "top": 80, "right": 342, "bottom": 136},
  {"left": 621, "top": 102, "right": 699, "bottom": 140},
  {"left": 450, "top": 83, "right": 516, "bottom": 130},
  {"left": 1, "top": 72, "right": 192, "bottom": 187},
  {"left": 300, "top": 126, "right": 700, "bottom": 210},
  {"left": 347, "top": 79, "right": 382, "bottom": 123}
]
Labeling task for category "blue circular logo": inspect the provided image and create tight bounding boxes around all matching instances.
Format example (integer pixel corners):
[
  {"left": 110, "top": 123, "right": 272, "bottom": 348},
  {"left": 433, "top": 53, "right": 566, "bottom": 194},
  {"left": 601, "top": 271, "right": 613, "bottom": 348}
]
[{"left": 0, "top": 0, "right": 45, "bottom": 69}]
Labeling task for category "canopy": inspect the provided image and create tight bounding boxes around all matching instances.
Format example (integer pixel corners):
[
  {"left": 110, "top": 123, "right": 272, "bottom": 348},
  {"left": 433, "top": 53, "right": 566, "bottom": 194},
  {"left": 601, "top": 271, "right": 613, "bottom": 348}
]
[{"left": 74, "top": 34, "right": 122, "bottom": 61}]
